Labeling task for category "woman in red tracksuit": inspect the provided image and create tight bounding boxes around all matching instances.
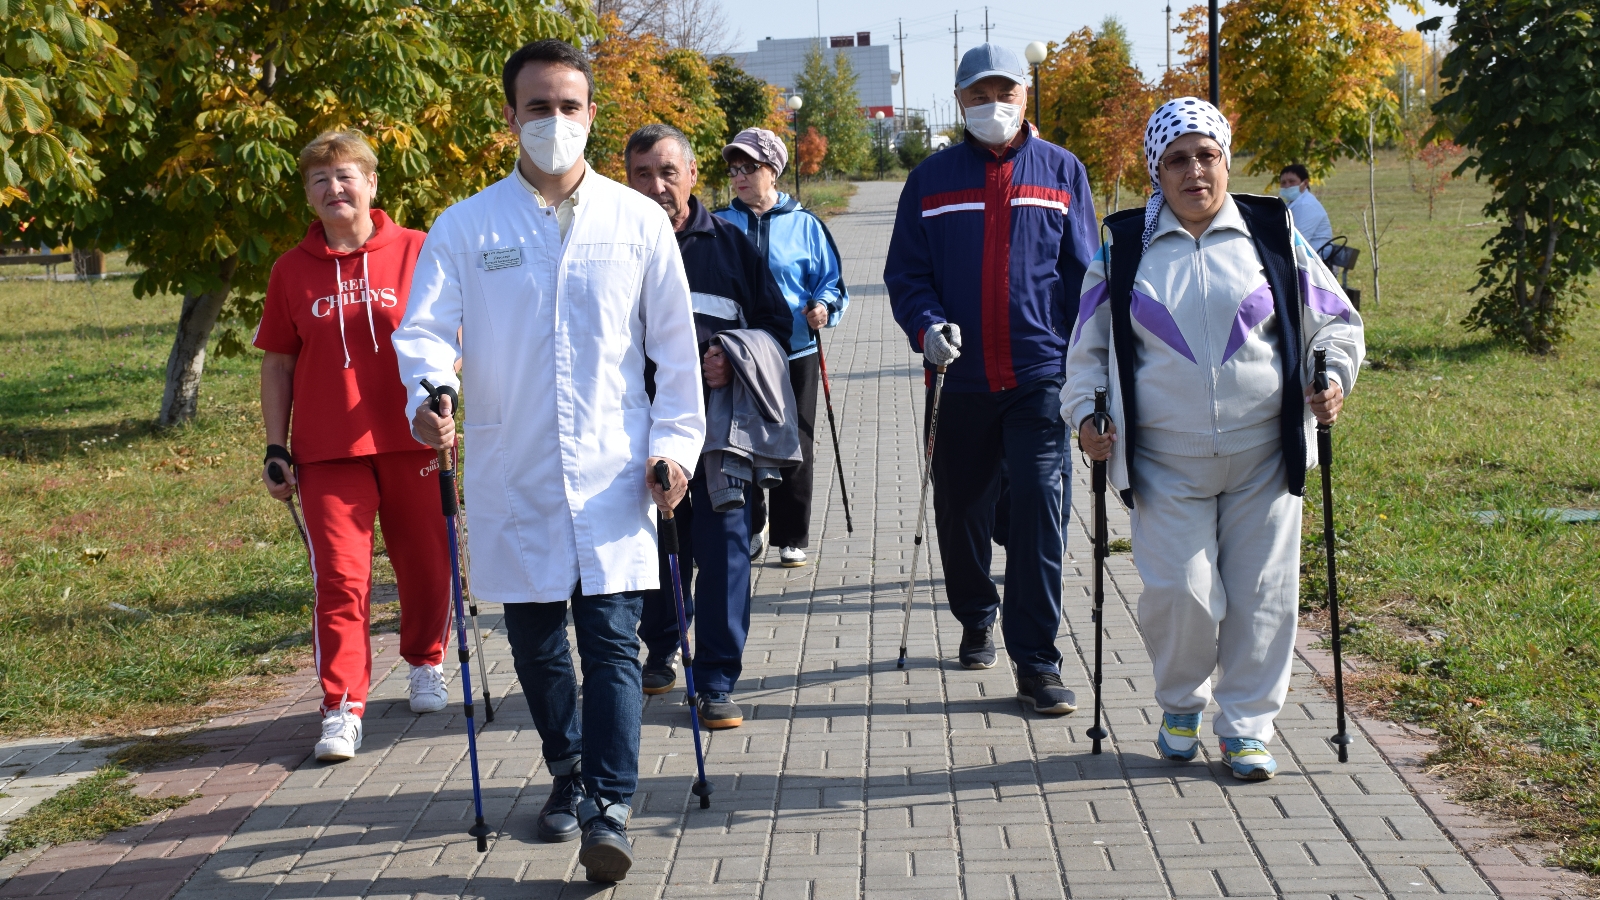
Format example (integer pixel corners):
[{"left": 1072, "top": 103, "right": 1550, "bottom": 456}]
[{"left": 255, "top": 130, "right": 451, "bottom": 763}]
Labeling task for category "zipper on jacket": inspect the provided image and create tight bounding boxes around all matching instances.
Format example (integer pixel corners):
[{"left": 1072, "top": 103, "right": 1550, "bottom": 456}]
[{"left": 1193, "top": 234, "right": 1221, "bottom": 456}]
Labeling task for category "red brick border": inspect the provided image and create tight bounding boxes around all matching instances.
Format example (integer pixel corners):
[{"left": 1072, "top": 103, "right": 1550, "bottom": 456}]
[
  {"left": 0, "top": 639, "right": 404, "bottom": 900},
  {"left": 1296, "top": 628, "right": 1593, "bottom": 899}
]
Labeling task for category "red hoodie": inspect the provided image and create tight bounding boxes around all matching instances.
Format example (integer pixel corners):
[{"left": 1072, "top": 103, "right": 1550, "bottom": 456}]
[{"left": 254, "top": 209, "right": 430, "bottom": 464}]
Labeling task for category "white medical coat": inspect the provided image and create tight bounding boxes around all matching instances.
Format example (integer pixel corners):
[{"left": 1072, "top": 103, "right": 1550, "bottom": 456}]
[{"left": 392, "top": 170, "right": 705, "bottom": 603}]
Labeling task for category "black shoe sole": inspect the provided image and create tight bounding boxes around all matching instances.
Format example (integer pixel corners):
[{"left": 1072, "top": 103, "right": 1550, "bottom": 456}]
[{"left": 580, "top": 839, "right": 634, "bottom": 882}]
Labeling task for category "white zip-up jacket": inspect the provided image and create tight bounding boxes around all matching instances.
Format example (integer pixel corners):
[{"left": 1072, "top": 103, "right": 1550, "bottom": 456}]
[
  {"left": 1062, "top": 195, "right": 1364, "bottom": 497},
  {"left": 393, "top": 169, "right": 705, "bottom": 603}
]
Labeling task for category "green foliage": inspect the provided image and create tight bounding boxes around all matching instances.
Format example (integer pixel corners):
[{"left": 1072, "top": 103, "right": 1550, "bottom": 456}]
[
  {"left": 794, "top": 45, "right": 869, "bottom": 177},
  {"left": 703, "top": 56, "right": 788, "bottom": 197},
  {"left": 0, "top": 766, "right": 195, "bottom": 858},
  {"left": 7, "top": 0, "right": 599, "bottom": 423},
  {"left": 1439, "top": 0, "right": 1600, "bottom": 354},
  {"left": 0, "top": 0, "right": 136, "bottom": 208},
  {"left": 896, "top": 131, "right": 930, "bottom": 170}
]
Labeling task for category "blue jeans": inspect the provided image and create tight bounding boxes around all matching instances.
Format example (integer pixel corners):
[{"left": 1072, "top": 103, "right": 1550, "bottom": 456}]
[
  {"left": 503, "top": 589, "right": 644, "bottom": 815},
  {"left": 928, "top": 375, "right": 1067, "bottom": 677},
  {"left": 639, "top": 471, "right": 753, "bottom": 693}
]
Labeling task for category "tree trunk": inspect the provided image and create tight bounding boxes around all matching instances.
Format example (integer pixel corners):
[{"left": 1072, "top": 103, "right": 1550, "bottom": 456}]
[{"left": 158, "top": 256, "right": 238, "bottom": 427}]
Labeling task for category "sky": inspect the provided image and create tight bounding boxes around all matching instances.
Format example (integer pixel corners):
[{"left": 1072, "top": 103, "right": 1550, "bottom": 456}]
[{"left": 719, "top": 1, "right": 1455, "bottom": 130}]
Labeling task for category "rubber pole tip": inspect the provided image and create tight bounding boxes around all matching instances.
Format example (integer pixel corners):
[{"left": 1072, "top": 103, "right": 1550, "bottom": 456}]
[
  {"left": 1092, "top": 741, "right": 1102, "bottom": 755},
  {"left": 483, "top": 696, "right": 494, "bottom": 723},
  {"left": 896, "top": 651, "right": 906, "bottom": 670},
  {"left": 477, "top": 835, "right": 487, "bottom": 852}
]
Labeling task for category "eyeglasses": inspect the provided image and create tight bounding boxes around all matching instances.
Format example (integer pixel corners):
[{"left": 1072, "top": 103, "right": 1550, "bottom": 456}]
[
  {"left": 1160, "top": 149, "right": 1224, "bottom": 174},
  {"left": 728, "top": 162, "right": 764, "bottom": 177}
]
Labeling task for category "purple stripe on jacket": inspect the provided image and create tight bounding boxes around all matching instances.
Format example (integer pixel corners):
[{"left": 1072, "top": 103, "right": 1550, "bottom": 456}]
[
  {"left": 1222, "top": 282, "right": 1276, "bottom": 364},
  {"left": 1131, "top": 289, "right": 1196, "bottom": 363},
  {"left": 1300, "top": 270, "right": 1353, "bottom": 321}
]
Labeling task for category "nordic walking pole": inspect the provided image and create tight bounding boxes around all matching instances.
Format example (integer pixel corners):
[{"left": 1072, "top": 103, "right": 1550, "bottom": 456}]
[
  {"left": 1086, "top": 388, "right": 1111, "bottom": 755},
  {"left": 266, "top": 463, "right": 311, "bottom": 558},
  {"left": 812, "top": 326, "right": 853, "bottom": 533},
  {"left": 422, "top": 379, "right": 492, "bottom": 850},
  {"left": 896, "top": 364, "right": 947, "bottom": 670},
  {"left": 452, "top": 445, "right": 495, "bottom": 723},
  {"left": 653, "top": 460, "right": 713, "bottom": 808},
  {"left": 1314, "top": 350, "right": 1352, "bottom": 763}
]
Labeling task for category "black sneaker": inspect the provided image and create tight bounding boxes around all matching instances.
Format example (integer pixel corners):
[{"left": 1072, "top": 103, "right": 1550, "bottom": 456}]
[
  {"left": 696, "top": 691, "right": 744, "bottom": 729},
  {"left": 642, "top": 657, "right": 676, "bottom": 695},
  {"left": 1017, "top": 671, "right": 1078, "bottom": 715},
  {"left": 535, "top": 768, "right": 584, "bottom": 843},
  {"left": 579, "top": 814, "right": 634, "bottom": 882},
  {"left": 959, "top": 626, "right": 997, "bottom": 669}
]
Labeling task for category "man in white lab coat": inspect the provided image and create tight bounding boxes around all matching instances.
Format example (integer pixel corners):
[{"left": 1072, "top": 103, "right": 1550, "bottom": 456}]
[{"left": 393, "top": 40, "right": 704, "bottom": 884}]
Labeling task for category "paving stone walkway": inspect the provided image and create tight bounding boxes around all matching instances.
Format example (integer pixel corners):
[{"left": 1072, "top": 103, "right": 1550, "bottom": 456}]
[{"left": 4, "top": 182, "right": 1518, "bottom": 900}]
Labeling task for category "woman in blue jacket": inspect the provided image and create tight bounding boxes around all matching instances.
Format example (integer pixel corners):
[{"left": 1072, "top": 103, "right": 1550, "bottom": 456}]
[{"left": 715, "top": 128, "right": 848, "bottom": 568}]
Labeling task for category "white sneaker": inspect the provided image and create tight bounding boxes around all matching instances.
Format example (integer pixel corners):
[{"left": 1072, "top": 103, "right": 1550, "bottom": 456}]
[
  {"left": 779, "top": 546, "right": 806, "bottom": 567},
  {"left": 315, "top": 704, "right": 363, "bottom": 762},
  {"left": 408, "top": 663, "right": 449, "bottom": 714}
]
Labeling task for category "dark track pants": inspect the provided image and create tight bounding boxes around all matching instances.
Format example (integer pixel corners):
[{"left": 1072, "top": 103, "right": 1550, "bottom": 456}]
[
  {"left": 929, "top": 375, "right": 1068, "bottom": 677},
  {"left": 639, "top": 470, "right": 753, "bottom": 694},
  {"left": 752, "top": 352, "right": 819, "bottom": 548}
]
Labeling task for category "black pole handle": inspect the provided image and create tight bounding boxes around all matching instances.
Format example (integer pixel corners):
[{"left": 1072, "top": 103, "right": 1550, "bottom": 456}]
[
  {"left": 268, "top": 462, "right": 287, "bottom": 485},
  {"left": 421, "top": 380, "right": 459, "bottom": 517},
  {"left": 653, "top": 460, "right": 679, "bottom": 553},
  {"left": 1314, "top": 348, "right": 1330, "bottom": 395},
  {"left": 1092, "top": 386, "right": 1109, "bottom": 435}
]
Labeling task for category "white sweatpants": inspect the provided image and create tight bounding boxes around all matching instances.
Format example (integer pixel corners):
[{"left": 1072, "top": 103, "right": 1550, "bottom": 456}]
[{"left": 1129, "top": 441, "right": 1301, "bottom": 742}]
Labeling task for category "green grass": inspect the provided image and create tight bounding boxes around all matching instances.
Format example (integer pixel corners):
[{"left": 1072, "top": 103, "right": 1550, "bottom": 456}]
[
  {"left": 0, "top": 766, "right": 195, "bottom": 859},
  {"left": 0, "top": 276, "right": 340, "bottom": 735},
  {"left": 1306, "top": 151, "right": 1599, "bottom": 874}
]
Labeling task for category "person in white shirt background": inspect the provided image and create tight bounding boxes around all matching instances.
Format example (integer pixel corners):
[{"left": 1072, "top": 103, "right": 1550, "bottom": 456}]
[
  {"left": 1279, "top": 164, "right": 1334, "bottom": 260},
  {"left": 392, "top": 39, "right": 704, "bottom": 885}
]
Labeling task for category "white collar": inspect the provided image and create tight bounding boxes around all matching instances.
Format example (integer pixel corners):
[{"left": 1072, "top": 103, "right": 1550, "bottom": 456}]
[{"left": 513, "top": 164, "right": 585, "bottom": 208}]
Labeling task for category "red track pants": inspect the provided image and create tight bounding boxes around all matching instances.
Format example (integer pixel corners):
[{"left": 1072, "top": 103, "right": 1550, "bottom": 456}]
[{"left": 296, "top": 448, "right": 450, "bottom": 716}]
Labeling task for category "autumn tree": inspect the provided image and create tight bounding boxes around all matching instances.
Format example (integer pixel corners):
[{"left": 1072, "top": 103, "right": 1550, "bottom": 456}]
[
  {"left": 12, "top": 0, "right": 596, "bottom": 426},
  {"left": 794, "top": 45, "right": 869, "bottom": 177},
  {"left": 1037, "top": 19, "right": 1157, "bottom": 212},
  {"left": 1180, "top": 0, "right": 1418, "bottom": 180},
  {"left": 1443, "top": 0, "right": 1600, "bottom": 353},
  {"left": 589, "top": 14, "right": 726, "bottom": 181},
  {"left": 0, "top": 0, "right": 135, "bottom": 210},
  {"left": 797, "top": 127, "right": 826, "bottom": 177}
]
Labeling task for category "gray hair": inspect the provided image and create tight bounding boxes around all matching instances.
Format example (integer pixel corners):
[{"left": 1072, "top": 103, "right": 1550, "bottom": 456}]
[{"left": 624, "top": 124, "right": 696, "bottom": 168}]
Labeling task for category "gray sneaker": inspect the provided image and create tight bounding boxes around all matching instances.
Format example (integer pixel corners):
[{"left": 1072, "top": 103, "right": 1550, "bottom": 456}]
[{"left": 697, "top": 691, "right": 744, "bottom": 729}]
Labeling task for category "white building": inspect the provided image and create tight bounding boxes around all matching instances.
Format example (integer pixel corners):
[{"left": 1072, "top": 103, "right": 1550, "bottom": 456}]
[{"left": 726, "top": 33, "right": 896, "bottom": 117}]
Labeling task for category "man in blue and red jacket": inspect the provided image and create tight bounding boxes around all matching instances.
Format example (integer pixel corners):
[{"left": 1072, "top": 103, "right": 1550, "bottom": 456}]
[{"left": 885, "top": 42, "right": 1098, "bottom": 715}]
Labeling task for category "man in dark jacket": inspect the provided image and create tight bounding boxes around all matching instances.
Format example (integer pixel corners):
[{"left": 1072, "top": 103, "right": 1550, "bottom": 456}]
[
  {"left": 884, "top": 44, "right": 1099, "bottom": 714},
  {"left": 625, "top": 124, "right": 792, "bottom": 730}
]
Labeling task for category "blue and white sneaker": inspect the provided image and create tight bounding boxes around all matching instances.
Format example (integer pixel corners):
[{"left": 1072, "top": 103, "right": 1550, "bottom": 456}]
[
  {"left": 1156, "top": 713, "right": 1203, "bottom": 761},
  {"left": 1219, "top": 737, "right": 1278, "bottom": 780}
]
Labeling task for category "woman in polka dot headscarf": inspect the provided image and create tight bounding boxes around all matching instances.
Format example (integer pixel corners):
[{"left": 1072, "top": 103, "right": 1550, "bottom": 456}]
[
  {"left": 1062, "top": 96, "right": 1366, "bottom": 783},
  {"left": 1140, "top": 97, "right": 1233, "bottom": 249}
]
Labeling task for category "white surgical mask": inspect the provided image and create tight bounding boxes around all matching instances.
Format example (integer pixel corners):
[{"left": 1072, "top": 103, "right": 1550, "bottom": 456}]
[
  {"left": 1280, "top": 184, "right": 1302, "bottom": 202},
  {"left": 518, "top": 114, "right": 588, "bottom": 176},
  {"left": 962, "top": 101, "right": 1023, "bottom": 146}
]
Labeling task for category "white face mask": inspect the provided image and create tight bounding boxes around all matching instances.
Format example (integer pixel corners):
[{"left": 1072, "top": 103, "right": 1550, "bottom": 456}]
[
  {"left": 1280, "top": 184, "right": 1302, "bottom": 202},
  {"left": 518, "top": 114, "right": 589, "bottom": 176},
  {"left": 962, "top": 101, "right": 1023, "bottom": 146}
]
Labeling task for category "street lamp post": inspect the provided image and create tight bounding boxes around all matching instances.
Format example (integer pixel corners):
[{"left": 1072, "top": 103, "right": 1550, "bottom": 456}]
[
  {"left": 1024, "top": 42, "right": 1048, "bottom": 135},
  {"left": 874, "top": 110, "right": 886, "bottom": 180},
  {"left": 787, "top": 94, "right": 804, "bottom": 202}
]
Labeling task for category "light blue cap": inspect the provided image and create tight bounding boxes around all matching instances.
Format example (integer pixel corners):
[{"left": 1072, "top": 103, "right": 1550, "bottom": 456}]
[{"left": 956, "top": 43, "right": 1027, "bottom": 89}]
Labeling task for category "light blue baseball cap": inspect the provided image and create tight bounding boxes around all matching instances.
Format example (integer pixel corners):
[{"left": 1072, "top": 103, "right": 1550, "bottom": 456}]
[{"left": 956, "top": 43, "right": 1027, "bottom": 89}]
